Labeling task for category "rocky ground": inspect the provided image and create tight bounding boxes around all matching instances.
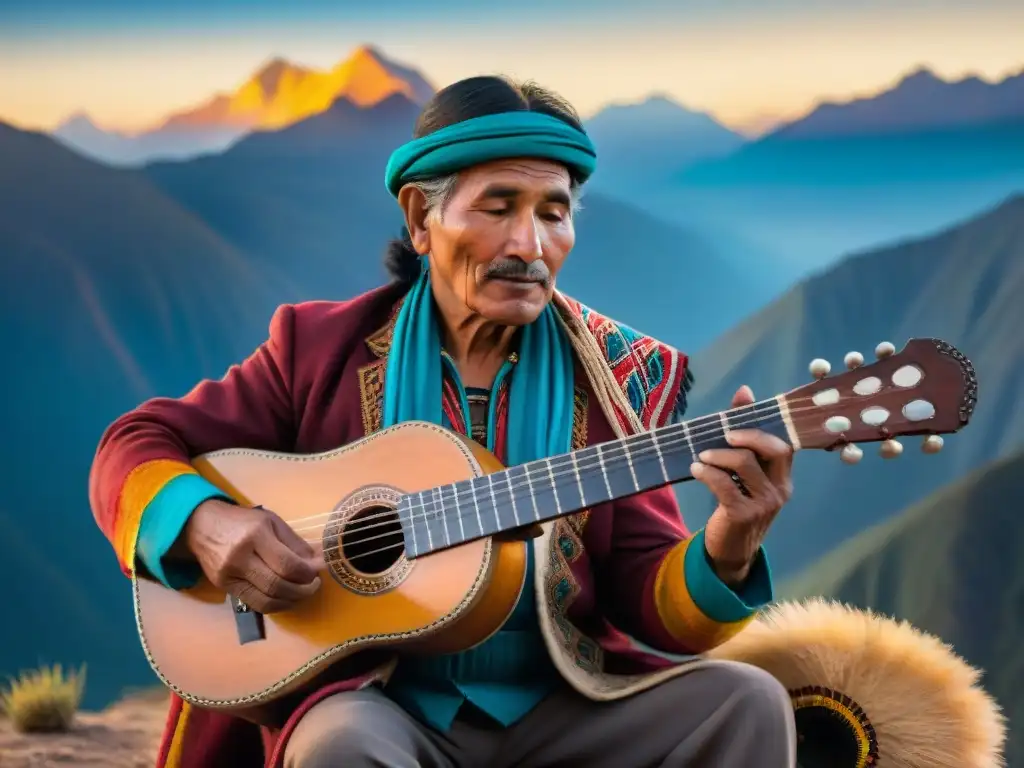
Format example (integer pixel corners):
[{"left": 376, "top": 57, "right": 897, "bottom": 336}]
[{"left": 0, "top": 690, "right": 166, "bottom": 768}]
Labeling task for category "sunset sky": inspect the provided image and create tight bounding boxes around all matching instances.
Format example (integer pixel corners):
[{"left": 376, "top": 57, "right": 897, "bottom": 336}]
[{"left": 1, "top": 0, "right": 1021, "bottom": 135}]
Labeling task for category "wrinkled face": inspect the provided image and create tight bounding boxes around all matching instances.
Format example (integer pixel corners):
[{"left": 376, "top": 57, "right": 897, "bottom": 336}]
[{"left": 402, "top": 158, "right": 576, "bottom": 327}]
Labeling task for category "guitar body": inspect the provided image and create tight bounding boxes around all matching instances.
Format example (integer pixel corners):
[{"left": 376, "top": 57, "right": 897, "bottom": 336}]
[{"left": 133, "top": 421, "right": 528, "bottom": 719}]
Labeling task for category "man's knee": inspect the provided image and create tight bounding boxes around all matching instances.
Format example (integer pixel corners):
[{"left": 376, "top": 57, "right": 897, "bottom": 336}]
[
  {"left": 284, "top": 692, "right": 397, "bottom": 768},
  {"left": 677, "top": 660, "right": 794, "bottom": 730},
  {"left": 295, "top": 725, "right": 381, "bottom": 768},
  {"left": 719, "top": 661, "right": 794, "bottom": 727},
  {"left": 701, "top": 661, "right": 796, "bottom": 763}
]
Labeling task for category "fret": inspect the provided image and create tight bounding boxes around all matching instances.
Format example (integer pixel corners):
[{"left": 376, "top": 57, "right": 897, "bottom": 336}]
[
  {"left": 627, "top": 431, "right": 671, "bottom": 491},
  {"left": 596, "top": 444, "right": 613, "bottom": 498},
  {"left": 624, "top": 439, "right": 640, "bottom": 492},
  {"left": 425, "top": 487, "right": 438, "bottom": 552},
  {"left": 686, "top": 413, "right": 728, "bottom": 456},
  {"left": 470, "top": 477, "right": 485, "bottom": 540},
  {"left": 523, "top": 459, "right": 540, "bottom": 520},
  {"left": 552, "top": 452, "right": 586, "bottom": 514},
  {"left": 571, "top": 452, "right": 587, "bottom": 506},
  {"left": 451, "top": 482, "right": 466, "bottom": 544},
  {"left": 723, "top": 399, "right": 789, "bottom": 444},
  {"left": 487, "top": 473, "right": 501, "bottom": 530},
  {"left": 654, "top": 422, "right": 695, "bottom": 481},
  {"left": 575, "top": 445, "right": 613, "bottom": 510},
  {"left": 434, "top": 485, "right": 450, "bottom": 548},
  {"left": 494, "top": 464, "right": 532, "bottom": 531},
  {"left": 504, "top": 464, "right": 538, "bottom": 523},
  {"left": 599, "top": 441, "right": 641, "bottom": 500},
  {"left": 546, "top": 458, "right": 563, "bottom": 515},
  {"left": 681, "top": 421, "right": 698, "bottom": 461},
  {"left": 505, "top": 470, "right": 521, "bottom": 527},
  {"left": 444, "top": 485, "right": 458, "bottom": 548},
  {"left": 399, "top": 495, "right": 415, "bottom": 557},
  {"left": 651, "top": 428, "right": 670, "bottom": 484}
]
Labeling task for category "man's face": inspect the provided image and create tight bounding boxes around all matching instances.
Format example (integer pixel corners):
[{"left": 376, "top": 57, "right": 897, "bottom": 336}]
[{"left": 412, "top": 158, "right": 576, "bottom": 327}]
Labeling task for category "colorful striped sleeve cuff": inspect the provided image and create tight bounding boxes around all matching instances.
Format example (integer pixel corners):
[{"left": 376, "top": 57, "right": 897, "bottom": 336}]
[
  {"left": 652, "top": 528, "right": 774, "bottom": 652},
  {"left": 114, "top": 459, "right": 232, "bottom": 590}
]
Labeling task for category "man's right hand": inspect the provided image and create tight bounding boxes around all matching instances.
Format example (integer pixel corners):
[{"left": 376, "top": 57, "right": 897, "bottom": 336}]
[{"left": 182, "top": 500, "right": 323, "bottom": 613}]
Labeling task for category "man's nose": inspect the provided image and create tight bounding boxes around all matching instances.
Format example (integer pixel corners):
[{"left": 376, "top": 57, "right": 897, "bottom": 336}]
[{"left": 508, "top": 211, "right": 544, "bottom": 262}]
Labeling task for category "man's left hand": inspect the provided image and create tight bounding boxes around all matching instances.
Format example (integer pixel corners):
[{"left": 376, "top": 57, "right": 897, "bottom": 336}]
[{"left": 691, "top": 385, "right": 794, "bottom": 586}]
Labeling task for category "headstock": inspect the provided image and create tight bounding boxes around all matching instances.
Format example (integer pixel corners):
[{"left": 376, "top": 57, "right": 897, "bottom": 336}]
[{"left": 782, "top": 338, "right": 977, "bottom": 463}]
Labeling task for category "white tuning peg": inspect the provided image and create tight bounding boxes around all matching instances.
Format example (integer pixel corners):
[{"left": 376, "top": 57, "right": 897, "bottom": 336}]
[
  {"left": 840, "top": 444, "right": 863, "bottom": 464},
  {"left": 879, "top": 439, "right": 903, "bottom": 459},
  {"left": 809, "top": 358, "right": 831, "bottom": 379},
  {"left": 922, "top": 435, "right": 944, "bottom": 454},
  {"left": 875, "top": 341, "right": 896, "bottom": 359},
  {"left": 844, "top": 351, "right": 864, "bottom": 370}
]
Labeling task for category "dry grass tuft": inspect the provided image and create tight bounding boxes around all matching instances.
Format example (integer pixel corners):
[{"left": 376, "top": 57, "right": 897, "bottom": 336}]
[{"left": 1, "top": 663, "right": 86, "bottom": 733}]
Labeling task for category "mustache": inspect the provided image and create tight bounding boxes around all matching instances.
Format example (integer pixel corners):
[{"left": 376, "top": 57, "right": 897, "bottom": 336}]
[{"left": 484, "top": 259, "right": 551, "bottom": 285}]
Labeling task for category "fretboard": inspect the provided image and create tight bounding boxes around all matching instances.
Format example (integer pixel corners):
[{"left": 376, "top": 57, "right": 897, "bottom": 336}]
[{"left": 399, "top": 397, "right": 793, "bottom": 558}]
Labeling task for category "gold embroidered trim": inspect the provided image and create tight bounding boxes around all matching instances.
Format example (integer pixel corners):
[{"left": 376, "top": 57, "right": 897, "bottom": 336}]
[
  {"left": 571, "top": 386, "right": 589, "bottom": 450},
  {"left": 357, "top": 360, "right": 386, "bottom": 437},
  {"left": 566, "top": 386, "right": 591, "bottom": 536},
  {"left": 366, "top": 297, "right": 405, "bottom": 359}
]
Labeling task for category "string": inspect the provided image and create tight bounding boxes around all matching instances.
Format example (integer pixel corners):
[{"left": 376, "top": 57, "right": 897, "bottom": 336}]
[
  {"left": 294, "top": 388, "right": 896, "bottom": 545},
  {"left": 291, "top": 395, "right": 792, "bottom": 537},
  {"left": 296, "top": 388, "right": 912, "bottom": 566}
]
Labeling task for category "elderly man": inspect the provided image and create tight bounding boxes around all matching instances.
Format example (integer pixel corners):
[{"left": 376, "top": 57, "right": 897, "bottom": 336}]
[{"left": 90, "top": 75, "right": 797, "bottom": 767}]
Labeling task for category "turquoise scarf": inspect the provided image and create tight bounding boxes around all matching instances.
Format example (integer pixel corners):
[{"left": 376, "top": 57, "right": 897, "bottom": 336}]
[{"left": 382, "top": 265, "right": 575, "bottom": 476}]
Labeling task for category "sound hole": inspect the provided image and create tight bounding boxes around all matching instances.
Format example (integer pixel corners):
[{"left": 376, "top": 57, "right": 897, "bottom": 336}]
[{"left": 341, "top": 505, "right": 404, "bottom": 575}]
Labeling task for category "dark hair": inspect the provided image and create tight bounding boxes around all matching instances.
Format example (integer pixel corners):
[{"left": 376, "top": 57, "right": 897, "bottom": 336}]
[{"left": 384, "top": 76, "right": 586, "bottom": 285}]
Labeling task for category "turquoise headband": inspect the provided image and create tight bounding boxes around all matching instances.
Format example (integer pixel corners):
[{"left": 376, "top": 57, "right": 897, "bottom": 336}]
[{"left": 384, "top": 111, "right": 597, "bottom": 198}]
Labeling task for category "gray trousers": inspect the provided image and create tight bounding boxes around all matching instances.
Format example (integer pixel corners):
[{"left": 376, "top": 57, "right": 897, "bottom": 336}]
[{"left": 283, "top": 659, "right": 797, "bottom": 768}]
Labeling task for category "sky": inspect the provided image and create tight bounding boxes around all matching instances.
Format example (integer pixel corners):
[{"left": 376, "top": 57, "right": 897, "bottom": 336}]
[{"left": 1, "top": 0, "right": 1022, "bottom": 135}]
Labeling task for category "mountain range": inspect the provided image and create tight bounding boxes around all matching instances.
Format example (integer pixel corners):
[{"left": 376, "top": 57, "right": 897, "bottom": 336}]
[
  {"left": 583, "top": 95, "right": 745, "bottom": 186},
  {"left": 51, "top": 45, "right": 435, "bottom": 166},
  {"left": 782, "top": 448, "right": 1024, "bottom": 766},
  {"left": 773, "top": 66, "right": 1024, "bottom": 139},
  {"left": 45, "top": 45, "right": 1024, "bottom": 284},
  {"left": 48, "top": 49, "right": 1024, "bottom": 176},
  {"left": 615, "top": 66, "right": 1024, "bottom": 275},
  {"left": 674, "top": 193, "right": 1024, "bottom": 578}
]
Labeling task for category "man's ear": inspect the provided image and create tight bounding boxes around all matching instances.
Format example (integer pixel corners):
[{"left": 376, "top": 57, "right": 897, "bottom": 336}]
[{"left": 398, "top": 184, "right": 431, "bottom": 255}]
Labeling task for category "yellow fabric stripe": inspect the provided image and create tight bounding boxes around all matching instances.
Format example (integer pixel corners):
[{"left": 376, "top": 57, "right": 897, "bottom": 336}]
[
  {"left": 164, "top": 701, "right": 192, "bottom": 768},
  {"left": 114, "top": 459, "right": 197, "bottom": 572},
  {"left": 653, "top": 538, "right": 754, "bottom": 652}
]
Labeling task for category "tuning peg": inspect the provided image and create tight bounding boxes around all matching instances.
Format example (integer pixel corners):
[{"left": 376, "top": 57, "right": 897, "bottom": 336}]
[
  {"left": 875, "top": 341, "right": 896, "bottom": 360},
  {"left": 840, "top": 444, "right": 863, "bottom": 464},
  {"left": 879, "top": 439, "right": 903, "bottom": 459},
  {"left": 809, "top": 358, "right": 831, "bottom": 379},
  {"left": 844, "top": 351, "right": 864, "bottom": 370},
  {"left": 922, "top": 435, "right": 944, "bottom": 454}
]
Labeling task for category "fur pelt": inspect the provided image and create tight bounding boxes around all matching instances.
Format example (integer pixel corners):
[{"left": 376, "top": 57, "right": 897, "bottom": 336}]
[{"left": 708, "top": 599, "right": 1006, "bottom": 768}]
